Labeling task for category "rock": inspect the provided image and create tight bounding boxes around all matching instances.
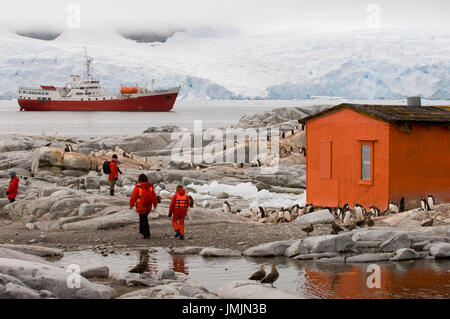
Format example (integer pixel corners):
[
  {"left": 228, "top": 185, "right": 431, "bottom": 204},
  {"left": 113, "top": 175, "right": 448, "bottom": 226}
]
[
  {"left": 39, "top": 235, "right": 47, "bottom": 243},
  {"left": 293, "top": 252, "right": 340, "bottom": 260},
  {"left": 421, "top": 219, "right": 434, "bottom": 227},
  {"left": 215, "top": 281, "right": 302, "bottom": 299},
  {"left": 81, "top": 266, "right": 110, "bottom": 279},
  {"left": 84, "top": 176, "right": 100, "bottom": 190},
  {"left": 126, "top": 278, "right": 159, "bottom": 287},
  {"left": 429, "top": 243, "right": 450, "bottom": 258},
  {"left": 200, "top": 248, "right": 241, "bottom": 257},
  {"left": 379, "top": 233, "right": 411, "bottom": 252},
  {"left": 351, "top": 228, "right": 408, "bottom": 242},
  {"left": 78, "top": 202, "right": 111, "bottom": 217},
  {"left": 346, "top": 253, "right": 393, "bottom": 263},
  {"left": 157, "top": 270, "right": 176, "bottom": 281},
  {"left": 295, "top": 209, "right": 335, "bottom": 225},
  {"left": 411, "top": 240, "right": 430, "bottom": 251},
  {"left": 0, "top": 244, "right": 63, "bottom": 257},
  {"left": 62, "top": 210, "right": 137, "bottom": 231},
  {"left": 170, "top": 247, "right": 204, "bottom": 255},
  {"left": 284, "top": 240, "right": 308, "bottom": 258},
  {"left": 243, "top": 240, "right": 297, "bottom": 257},
  {"left": 1, "top": 281, "right": 42, "bottom": 299},
  {"left": 390, "top": 248, "right": 417, "bottom": 261},
  {"left": 0, "top": 258, "right": 115, "bottom": 298},
  {"left": 300, "top": 232, "right": 357, "bottom": 254},
  {"left": 25, "top": 223, "right": 35, "bottom": 231},
  {"left": 31, "top": 147, "right": 64, "bottom": 175},
  {"left": 0, "top": 248, "right": 52, "bottom": 265},
  {"left": 217, "top": 192, "right": 229, "bottom": 199},
  {"left": 33, "top": 221, "right": 61, "bottom": 232}
]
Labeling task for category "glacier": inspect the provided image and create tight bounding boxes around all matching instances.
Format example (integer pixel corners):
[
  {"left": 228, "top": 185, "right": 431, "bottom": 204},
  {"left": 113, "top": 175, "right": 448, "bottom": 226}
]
[{"left": 0, "top": 27, "right": 449, "bottom": 100}]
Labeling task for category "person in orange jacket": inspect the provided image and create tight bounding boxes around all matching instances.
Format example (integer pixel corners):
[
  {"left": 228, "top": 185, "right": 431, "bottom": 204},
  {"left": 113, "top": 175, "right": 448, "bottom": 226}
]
[
  {"left": 129, "top": 174, "right": 158, "bottom": 239},
  {"left": 168, "top": 185, "right": 190, "bottom": 240},
  {"left": 6, "top": 170, "right": 19, "bottom": 203},
  {"left": 109, "top": 154, "right": 122, "bottom": 196}
]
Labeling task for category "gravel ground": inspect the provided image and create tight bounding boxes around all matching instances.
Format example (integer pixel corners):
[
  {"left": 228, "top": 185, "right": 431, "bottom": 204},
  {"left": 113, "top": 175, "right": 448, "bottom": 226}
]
[{"left": 0, "top": 218, "right": 309, "bottom": 251}]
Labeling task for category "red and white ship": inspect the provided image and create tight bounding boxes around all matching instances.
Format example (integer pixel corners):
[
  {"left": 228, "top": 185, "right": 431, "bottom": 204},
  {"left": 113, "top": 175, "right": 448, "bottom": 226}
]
[{"left": 17, "top": 48, "right": 180, "bottom": 112}]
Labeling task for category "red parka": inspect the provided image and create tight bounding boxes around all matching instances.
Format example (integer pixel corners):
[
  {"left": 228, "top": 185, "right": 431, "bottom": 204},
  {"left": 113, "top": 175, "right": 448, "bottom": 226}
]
[
  {"left": 6, "top": 177, "right": 19, "bottom": 200},
  {"left": 169, "top": 189, "right": 190, "bottom": 218},
  {"left": 129, "top": 182, "right": 158, "bottom": 214},
  {"left": 108, "top": 159, "right": 119, "bottom": 181}
]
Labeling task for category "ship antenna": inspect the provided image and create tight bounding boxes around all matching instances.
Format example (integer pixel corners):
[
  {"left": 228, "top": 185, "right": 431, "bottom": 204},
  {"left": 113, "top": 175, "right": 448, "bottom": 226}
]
[{"left": 84, "top": 43, "right": 93, "bottom": 79}]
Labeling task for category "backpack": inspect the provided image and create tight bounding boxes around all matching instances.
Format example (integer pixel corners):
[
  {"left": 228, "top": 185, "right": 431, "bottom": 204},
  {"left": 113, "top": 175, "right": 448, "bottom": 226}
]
[
  {"left": 138, "top": 185, "right": 153, "bottom": 207},
  {"left": 103, "top": 161, "right": 111, "bottom": 174}
]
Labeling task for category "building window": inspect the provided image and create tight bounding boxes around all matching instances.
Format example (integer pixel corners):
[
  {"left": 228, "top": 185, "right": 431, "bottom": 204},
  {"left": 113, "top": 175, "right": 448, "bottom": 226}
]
[
  {"left": 359, "top": 141, "right": 374, "bottom": 185},
  {"left": 320, "top": 141, "right": 332, "bottom": 179}
]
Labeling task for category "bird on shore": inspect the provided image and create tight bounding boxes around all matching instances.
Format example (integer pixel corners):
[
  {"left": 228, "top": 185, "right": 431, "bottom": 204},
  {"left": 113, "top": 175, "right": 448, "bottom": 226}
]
[
  {"left": 427, "top": 194, "right": 435, "bottom": 210},
  {"left": 369, "top": 205, "right": 380, "bottom": 217},
  {"left": 420, "top": 198, "right": 431, "bottom": 211},
  {"left": 301, "top": 223, "right": 314, "bottom": 234},
  {"left": 223, "top": 201, "right": 232, "bottom": 214},
  {"left": 331, "top": 221, "right": 344, "bottom": 234},
  {"left": 249, "top": 265, "right": 266, "bottom": 281},
  {"left": 389, "top": 201, "right": 399, "bottom": 214},
  {"left": 261, "top": 264, "right": 279, "bottom": 287},
  {"left": 259, "top": 206, "right": 267, "bottom": 218},
  {"left": 304, "top": 203, "right": 315, "bottom": 214},
  {"left": 399, "top": 197, "right": 405, "bottom": 212},
  {"left": 129, "top": 250, "right": 149, "bottom": 277}
]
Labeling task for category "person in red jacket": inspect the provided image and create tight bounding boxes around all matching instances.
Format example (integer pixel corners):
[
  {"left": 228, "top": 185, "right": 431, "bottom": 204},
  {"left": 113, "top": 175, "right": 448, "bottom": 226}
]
[
  {"left": 168, "top": 185, "right": 190, "bottom": 240},
  {"left": 129, "top": 174, "right": 158, "bottom": 239},
  {"left": 6, "top": 170, "right": 19, "bottom": 203},
  {"left": 108, "top": 154, "right": 122, "bottom": 196}
]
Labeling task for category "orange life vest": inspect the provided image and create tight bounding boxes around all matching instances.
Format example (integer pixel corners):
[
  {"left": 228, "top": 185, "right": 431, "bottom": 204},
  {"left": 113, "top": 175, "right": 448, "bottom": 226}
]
[{"left": 175, "top": 193, "right": 189, "bottom": 209}]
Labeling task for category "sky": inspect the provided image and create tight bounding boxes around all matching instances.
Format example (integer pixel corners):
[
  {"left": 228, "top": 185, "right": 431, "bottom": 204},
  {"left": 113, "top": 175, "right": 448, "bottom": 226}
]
[{"left": 1, "top": 0, "right": 449, "bottom": 34}]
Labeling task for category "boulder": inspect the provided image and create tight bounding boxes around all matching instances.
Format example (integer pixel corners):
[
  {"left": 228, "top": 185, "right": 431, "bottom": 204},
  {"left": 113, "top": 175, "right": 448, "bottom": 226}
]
[
  {"left": 215, "top": 281, "right": 302, "bottom": 299},
  {"left": 31, "top": 147, "right": 64, "bottom": 175},
  {"left": 84, "top": 176, "right": 100, "bottom": 190},
  {"left": 0, "top": 258, "right": 115, "bottom": 299},
  {"left": 0, "top": 245, "right": 63, "bottom": 258},
  {"left": 170, "top": 247, "right": 204, "bottom": 255},
  {"left": 295, "top": 209, "right": 335, "bottom": 225},
  {"left": 351, "top": 228, "right": 408, "bottom": 242},
  {"left": 243, "top": 240, "right": 297, "bottom": 257},
  {"left": 284, "top": 240, "right": 308, "bottom": 258},
  {"left": 379, "top": 233, "right": 411, "bottom": 252},
  {"left": 390, "top": 248, "right": 418, "bottom": 261},
  {"left": 62, "top": 211, "right": 138, "bottom": 231},
  {"left": 429, "top": 243, "right": 450, "bottom": 258},
  {"left": 346, "top": 253, "right": 393, "bottom": 263},
  {"left": 300, "top": 232, "right": 357, "bottom": 254},
  {"left": 81, "top": 266, "right": 110, "bottom": 279},
  {"left": 78, "top": 203, "right": 111, "bottom": 217},
  {"left": 293, "top": 252, "right": 340, "bottom": 260},
  {"left": 199, "top": 248, "right": 241, "bottom": 257}
]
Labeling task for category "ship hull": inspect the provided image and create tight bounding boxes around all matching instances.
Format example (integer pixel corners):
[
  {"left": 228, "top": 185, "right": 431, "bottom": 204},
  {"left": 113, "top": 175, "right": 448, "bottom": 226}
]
[{"left": 18, "top": 91, "right": 178, "bottom": 112}]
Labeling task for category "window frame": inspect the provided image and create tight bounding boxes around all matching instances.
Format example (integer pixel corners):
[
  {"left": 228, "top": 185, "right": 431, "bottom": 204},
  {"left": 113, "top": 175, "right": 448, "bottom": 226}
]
[{"left": 359, "top": 140, "right": 375, "bottom": 185}]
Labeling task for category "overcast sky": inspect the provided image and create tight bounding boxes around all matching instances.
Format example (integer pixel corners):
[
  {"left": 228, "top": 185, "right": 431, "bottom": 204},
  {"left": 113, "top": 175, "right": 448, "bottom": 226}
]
[{"left": 1, "top": 0, "right": 449, "bottom": 34}]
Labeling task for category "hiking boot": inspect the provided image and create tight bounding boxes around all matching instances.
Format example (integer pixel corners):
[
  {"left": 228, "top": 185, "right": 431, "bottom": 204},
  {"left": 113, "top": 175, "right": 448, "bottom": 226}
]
[
  {"left": 174, "top": 231, "right": 180, "bottom": 238},
  {"left": 179, "top": 235, "right": 184, "bottom": 240},
  {"left": 110, "top": 189, "right": 114, "bottom": 196}
]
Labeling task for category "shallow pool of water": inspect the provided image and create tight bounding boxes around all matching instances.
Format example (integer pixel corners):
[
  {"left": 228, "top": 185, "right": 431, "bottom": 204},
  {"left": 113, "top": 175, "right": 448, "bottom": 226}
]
[{"left": 58, "top": 248, "right": 450, "bottom": 299}]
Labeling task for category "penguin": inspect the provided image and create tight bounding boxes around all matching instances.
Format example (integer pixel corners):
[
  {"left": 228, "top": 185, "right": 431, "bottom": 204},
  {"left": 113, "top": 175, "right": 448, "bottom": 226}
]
[
  {"left": 259, "top": 206, "right": 267, "bottom": 218},
  {"left": 389, "top": 202, "right": 399, "bottom": 214},
  {"left": 354, "top": 203, "right": 364, "bottom": 220},
  {"left": 239, "top": 163, "right": 244, "bottom": 168},
  {"left": 369, "top": 205, "right": 380, "bottom": 217},
  {"left": 420, "top": 198, "right": 431, "bottom": 211},
  {"left": 300, "top": 147, "right": 306, "bottom": 157},
  {"left": 290, "top": 204, "right": 300, "bottom": 218},
  {"left": 427, "top": 194, "right": 435, "bottom": 210},
  {"left": 342, "top": 210, "right": 352, "bottom": 225},
  {"left": 139, "top": 165, "right": 144, "bottom": 170},
  {"left": 399, "top": 197, "right": 405, "bottom": 212},
  {"left": 304, "top": 203, "right": 315, "bottom": 214},
  {"left": 188, "top": 195, "right": 194, "bottom": 208},
  {"left": 249, "top": 265, "right": 266, "bottom": 281},
  {"left": 223, "top": 201, "right": 232, "bottom": 214},
  {"left": 256, "top": 159, "right": 261, "bottom": 167},
  {"left": 281, "top": 132, "right": 286, "bottom": 139},
  {"left": 291, "top": 129, "right": 295, "bottom": 136}
]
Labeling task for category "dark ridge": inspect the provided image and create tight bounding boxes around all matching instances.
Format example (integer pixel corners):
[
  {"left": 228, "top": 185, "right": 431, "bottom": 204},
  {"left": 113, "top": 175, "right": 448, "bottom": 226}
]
[
  {"left": 16, "top": 31, "right": 62, "bottom": 41},
  {"left": 119, "top": 29, "right": 184, "bottom": 43}
]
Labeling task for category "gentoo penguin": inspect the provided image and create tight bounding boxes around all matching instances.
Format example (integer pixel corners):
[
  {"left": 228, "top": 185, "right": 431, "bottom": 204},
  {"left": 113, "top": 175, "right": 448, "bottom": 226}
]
[
  {"left": 249, "top": 265, "right": 266, "bottom": 281},
  {"left": 256, "top": 159, "right": 261, "bottom": 167},
  {"left": 291, "top": 129, "right": 295, "bottom": 136},
  {"left": 304, "top": 203, "right": 315, "bottom": 214},
  {"left": 354, "top": 203, "right": 364, "bottom": 220},
  {"left": 129, "top": 250, "right": 149, "bottom": 277},
  {"left": 281, "top": 132, "right": 286, "bottom": 139},
  {"left": 369, "top": 205, "right": 380, "bottom": 217},
  {"left": 389, "top": 202, "right": 399, "bottom": 214},
  {"left": 427, "top": 194, "right": 435, "bottom": 210},
  {"left": 342, "top": 210, "right": 352, "bottom": 225},
  {"left": 223, "top": 201, "right": 232, "bottom": 214},
  {"left": 139, "top": 165, "right": 144, "bottom": 170},
  {"left": 290, "top": 204, "right": 300, "bottom": 218},
  {"left": 261, "top": 264, "right": 279, "bottom": 287},
  {"left": 188, "top": 195, "right": 194, "bottom": 208},
  {"left": 331, "top": 221, "right": 343, "bottom": 234},
  {"left": 420, "top": 198, "right": 431, "bottom": 211},
  {"left": 259, "top": 206, "right": 267, "bottom": 218},
  {"left": 239, "top": 162, "right": 244, "bottom": 168},
  {"left": 300, "top": 147, "right": 306, "bottom": 157},
  {"left": 399, "top": 197, "right": 405, "bottom": 212}
]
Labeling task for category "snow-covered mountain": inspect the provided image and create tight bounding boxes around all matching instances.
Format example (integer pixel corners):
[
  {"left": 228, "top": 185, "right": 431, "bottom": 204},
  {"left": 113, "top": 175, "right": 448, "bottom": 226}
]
[{"left": 0, "top": 27, "right": 449, "bottom": 100}]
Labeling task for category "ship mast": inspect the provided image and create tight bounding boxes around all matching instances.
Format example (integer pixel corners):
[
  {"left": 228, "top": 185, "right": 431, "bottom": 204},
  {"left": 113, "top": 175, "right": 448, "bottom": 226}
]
[{"left": 84, "top": 44, "right": 93, "bottom": 79}]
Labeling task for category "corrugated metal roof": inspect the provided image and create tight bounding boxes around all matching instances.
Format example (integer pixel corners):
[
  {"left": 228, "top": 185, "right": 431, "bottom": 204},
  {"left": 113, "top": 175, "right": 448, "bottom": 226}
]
[{"left": 300, "top": 103, "right": 450, "bottom": 126}]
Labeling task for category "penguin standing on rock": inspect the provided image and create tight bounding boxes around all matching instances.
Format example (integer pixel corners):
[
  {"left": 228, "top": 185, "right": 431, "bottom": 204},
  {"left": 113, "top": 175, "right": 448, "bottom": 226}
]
[
  {"left": 259, "top": 206, "right": 267, "bottom": 218},
  {"left": 369, "top": 206, "right": 380, "bottom": 217},
  {"left": 223, "top": 201, "right": 232, "bottom": 214},
  {"left": 389, "top": 202, "right": 399, "bottom": 214},
  {"left": 420, "top": 198, "right": 431, "bottom": 211},
  {"left": 427, "top": 194, "right": 435, "bottom": 210}
]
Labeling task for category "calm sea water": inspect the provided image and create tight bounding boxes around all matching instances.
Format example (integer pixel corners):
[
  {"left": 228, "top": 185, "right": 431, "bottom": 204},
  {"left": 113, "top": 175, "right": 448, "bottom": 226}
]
[{"left": 1, "top": 99, "right": 448, "bottom": 137}]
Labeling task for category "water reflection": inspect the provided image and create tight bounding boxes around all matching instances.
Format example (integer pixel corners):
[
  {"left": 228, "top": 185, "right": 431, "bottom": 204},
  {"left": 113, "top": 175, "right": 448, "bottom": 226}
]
[{"left": 171, "top": 255, "right": 189, "bottom": 275}]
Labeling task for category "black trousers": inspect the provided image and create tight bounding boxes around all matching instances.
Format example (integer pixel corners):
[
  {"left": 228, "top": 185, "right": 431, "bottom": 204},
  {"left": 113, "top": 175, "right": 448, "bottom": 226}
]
[
  {"left": 9, "top": 198, "right": 15, "bottom": 203},
  {"left": 139, "top": 212, "right": 150, "bottom": 238}
]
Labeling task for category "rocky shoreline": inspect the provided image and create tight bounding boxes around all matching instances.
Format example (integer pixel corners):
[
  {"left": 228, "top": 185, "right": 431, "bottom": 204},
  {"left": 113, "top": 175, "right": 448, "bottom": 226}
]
[{"left": 0, "top": 106, "right": 449, "bottom": 299}]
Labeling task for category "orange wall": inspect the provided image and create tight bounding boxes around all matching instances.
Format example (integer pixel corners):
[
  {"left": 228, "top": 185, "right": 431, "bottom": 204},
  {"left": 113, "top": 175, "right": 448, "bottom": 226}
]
[
  {"left": 389, "top": 124, "right": 450, "bottom": 207},
  {"left": 306, "top": 108, "right": 391, "bottom": 209}
]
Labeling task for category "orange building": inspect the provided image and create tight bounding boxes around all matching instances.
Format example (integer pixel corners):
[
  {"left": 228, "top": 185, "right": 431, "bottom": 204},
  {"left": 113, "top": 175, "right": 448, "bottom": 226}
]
[{"left": 300, "top": 103, "right": 450, "bottom": 210}]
